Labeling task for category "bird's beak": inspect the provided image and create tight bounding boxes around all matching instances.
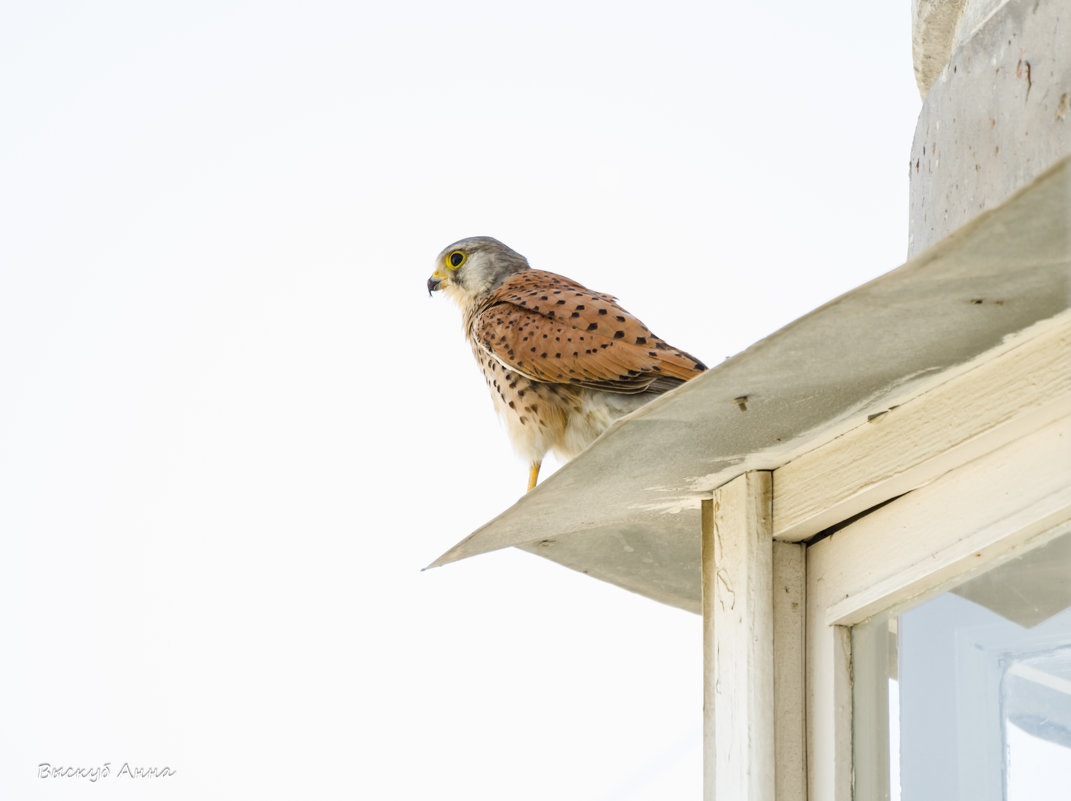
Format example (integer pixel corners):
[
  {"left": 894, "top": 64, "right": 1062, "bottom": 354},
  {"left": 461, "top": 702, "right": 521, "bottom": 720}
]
[{"left": 427, "top": 272, "right": 446, "bottom": 296}]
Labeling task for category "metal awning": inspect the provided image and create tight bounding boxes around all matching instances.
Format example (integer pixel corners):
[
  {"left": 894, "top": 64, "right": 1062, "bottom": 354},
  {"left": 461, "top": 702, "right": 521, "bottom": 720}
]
[{"left": 429, "top": 156, "right": 1070, "bottom": 613}]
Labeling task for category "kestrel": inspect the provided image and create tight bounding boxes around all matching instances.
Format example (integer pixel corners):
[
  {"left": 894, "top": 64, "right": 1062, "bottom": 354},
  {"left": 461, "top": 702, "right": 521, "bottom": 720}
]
[{"left": 428, "top": 236, "right": 706, "bottom": 491}]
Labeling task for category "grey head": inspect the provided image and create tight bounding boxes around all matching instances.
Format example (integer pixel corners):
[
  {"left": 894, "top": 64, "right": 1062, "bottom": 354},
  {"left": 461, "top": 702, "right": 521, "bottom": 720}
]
[{"left": 427, "top": 236, "right": 530, "bottom": 302}]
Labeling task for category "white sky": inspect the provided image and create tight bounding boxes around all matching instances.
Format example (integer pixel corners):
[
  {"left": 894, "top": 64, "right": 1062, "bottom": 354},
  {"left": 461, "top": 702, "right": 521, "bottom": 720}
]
[{"left": 1, "top": 2, "right": 921, "bottom": 798}]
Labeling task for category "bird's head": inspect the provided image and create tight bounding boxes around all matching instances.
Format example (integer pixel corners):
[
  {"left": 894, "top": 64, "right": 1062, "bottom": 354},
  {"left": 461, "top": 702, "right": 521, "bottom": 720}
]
[{"left": 427, "top": 236, "right": 529, "bottom": 310}]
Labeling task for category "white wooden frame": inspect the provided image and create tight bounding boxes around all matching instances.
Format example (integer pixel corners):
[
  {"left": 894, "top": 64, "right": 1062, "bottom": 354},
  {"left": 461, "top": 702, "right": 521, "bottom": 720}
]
[
  {"left": 702, "top": 473, "right": 807, "bottom": 801},
  {"left": 794, "top": 313, "right": 1070, "bottom": 800},
  {"left": 702, "top": 313, "right": 1071, "bottom": 800},
  {"left": 804, "top": 410, "right": 1071, "bottom": 799}
]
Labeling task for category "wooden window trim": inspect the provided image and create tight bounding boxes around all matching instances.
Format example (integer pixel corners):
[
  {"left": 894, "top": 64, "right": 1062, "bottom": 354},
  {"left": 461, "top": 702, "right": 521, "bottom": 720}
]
[{"left": 805, "top": 413, "right": 1071, "bottom": 800}]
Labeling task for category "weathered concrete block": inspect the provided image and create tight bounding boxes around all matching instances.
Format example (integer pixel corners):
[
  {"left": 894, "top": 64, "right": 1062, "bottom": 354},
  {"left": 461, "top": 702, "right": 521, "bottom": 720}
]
[
  {"left": 912, "top": 0, "right": 969, "bottom": 96},
  {"left": 908, "top": 0, "right": 1070, "bottom": 257}
]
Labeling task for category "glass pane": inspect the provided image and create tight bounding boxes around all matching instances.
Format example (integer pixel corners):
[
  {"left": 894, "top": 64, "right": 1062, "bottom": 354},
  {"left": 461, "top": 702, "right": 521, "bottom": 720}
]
[{"left": 852, "top": 528, "right": 1071, "bottom": 801}]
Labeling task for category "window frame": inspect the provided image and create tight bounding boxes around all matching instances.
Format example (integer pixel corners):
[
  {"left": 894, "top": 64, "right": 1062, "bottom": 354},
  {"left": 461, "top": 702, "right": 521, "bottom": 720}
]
[
  {"left": 698, "top": 313, "right": 1071, "bottom": 801},
  {"left": 804, "top": 412, "right": 1071, "bottom": 800}
]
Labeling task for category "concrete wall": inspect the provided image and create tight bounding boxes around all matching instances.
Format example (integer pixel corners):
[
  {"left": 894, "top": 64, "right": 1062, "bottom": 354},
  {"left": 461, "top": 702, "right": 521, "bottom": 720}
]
[{"left": 908, "top": 0, "right": 1070, "bottom": 256}]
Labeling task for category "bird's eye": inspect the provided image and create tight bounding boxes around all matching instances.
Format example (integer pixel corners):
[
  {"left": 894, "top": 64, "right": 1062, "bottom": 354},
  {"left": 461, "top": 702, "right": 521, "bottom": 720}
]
[{"left": 448, "top": 251, "right": 466, "bottom": 269}]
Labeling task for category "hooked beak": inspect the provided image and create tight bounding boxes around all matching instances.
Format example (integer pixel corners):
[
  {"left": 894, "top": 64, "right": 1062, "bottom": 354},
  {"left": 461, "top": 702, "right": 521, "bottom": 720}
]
[{"left": 427, "top": 273, "right": 445, "bottom": 296}]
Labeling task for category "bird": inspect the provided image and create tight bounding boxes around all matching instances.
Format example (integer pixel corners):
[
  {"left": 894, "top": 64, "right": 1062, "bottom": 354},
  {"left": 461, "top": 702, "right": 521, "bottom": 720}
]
[{"left": 427, "top": 236, "right": 706, "bottom": 492}]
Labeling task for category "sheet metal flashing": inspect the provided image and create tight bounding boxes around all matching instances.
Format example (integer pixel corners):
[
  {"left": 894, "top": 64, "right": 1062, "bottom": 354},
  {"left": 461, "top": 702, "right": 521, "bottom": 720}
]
[{"left": 429, "top": 157, "right": 1071, "bottom": 613}]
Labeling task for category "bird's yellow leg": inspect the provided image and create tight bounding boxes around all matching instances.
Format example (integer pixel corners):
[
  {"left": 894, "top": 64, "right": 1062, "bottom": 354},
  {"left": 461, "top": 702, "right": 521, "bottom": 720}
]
[{"left": 527, "top": 461, "right": 541, "bottom": 492}]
